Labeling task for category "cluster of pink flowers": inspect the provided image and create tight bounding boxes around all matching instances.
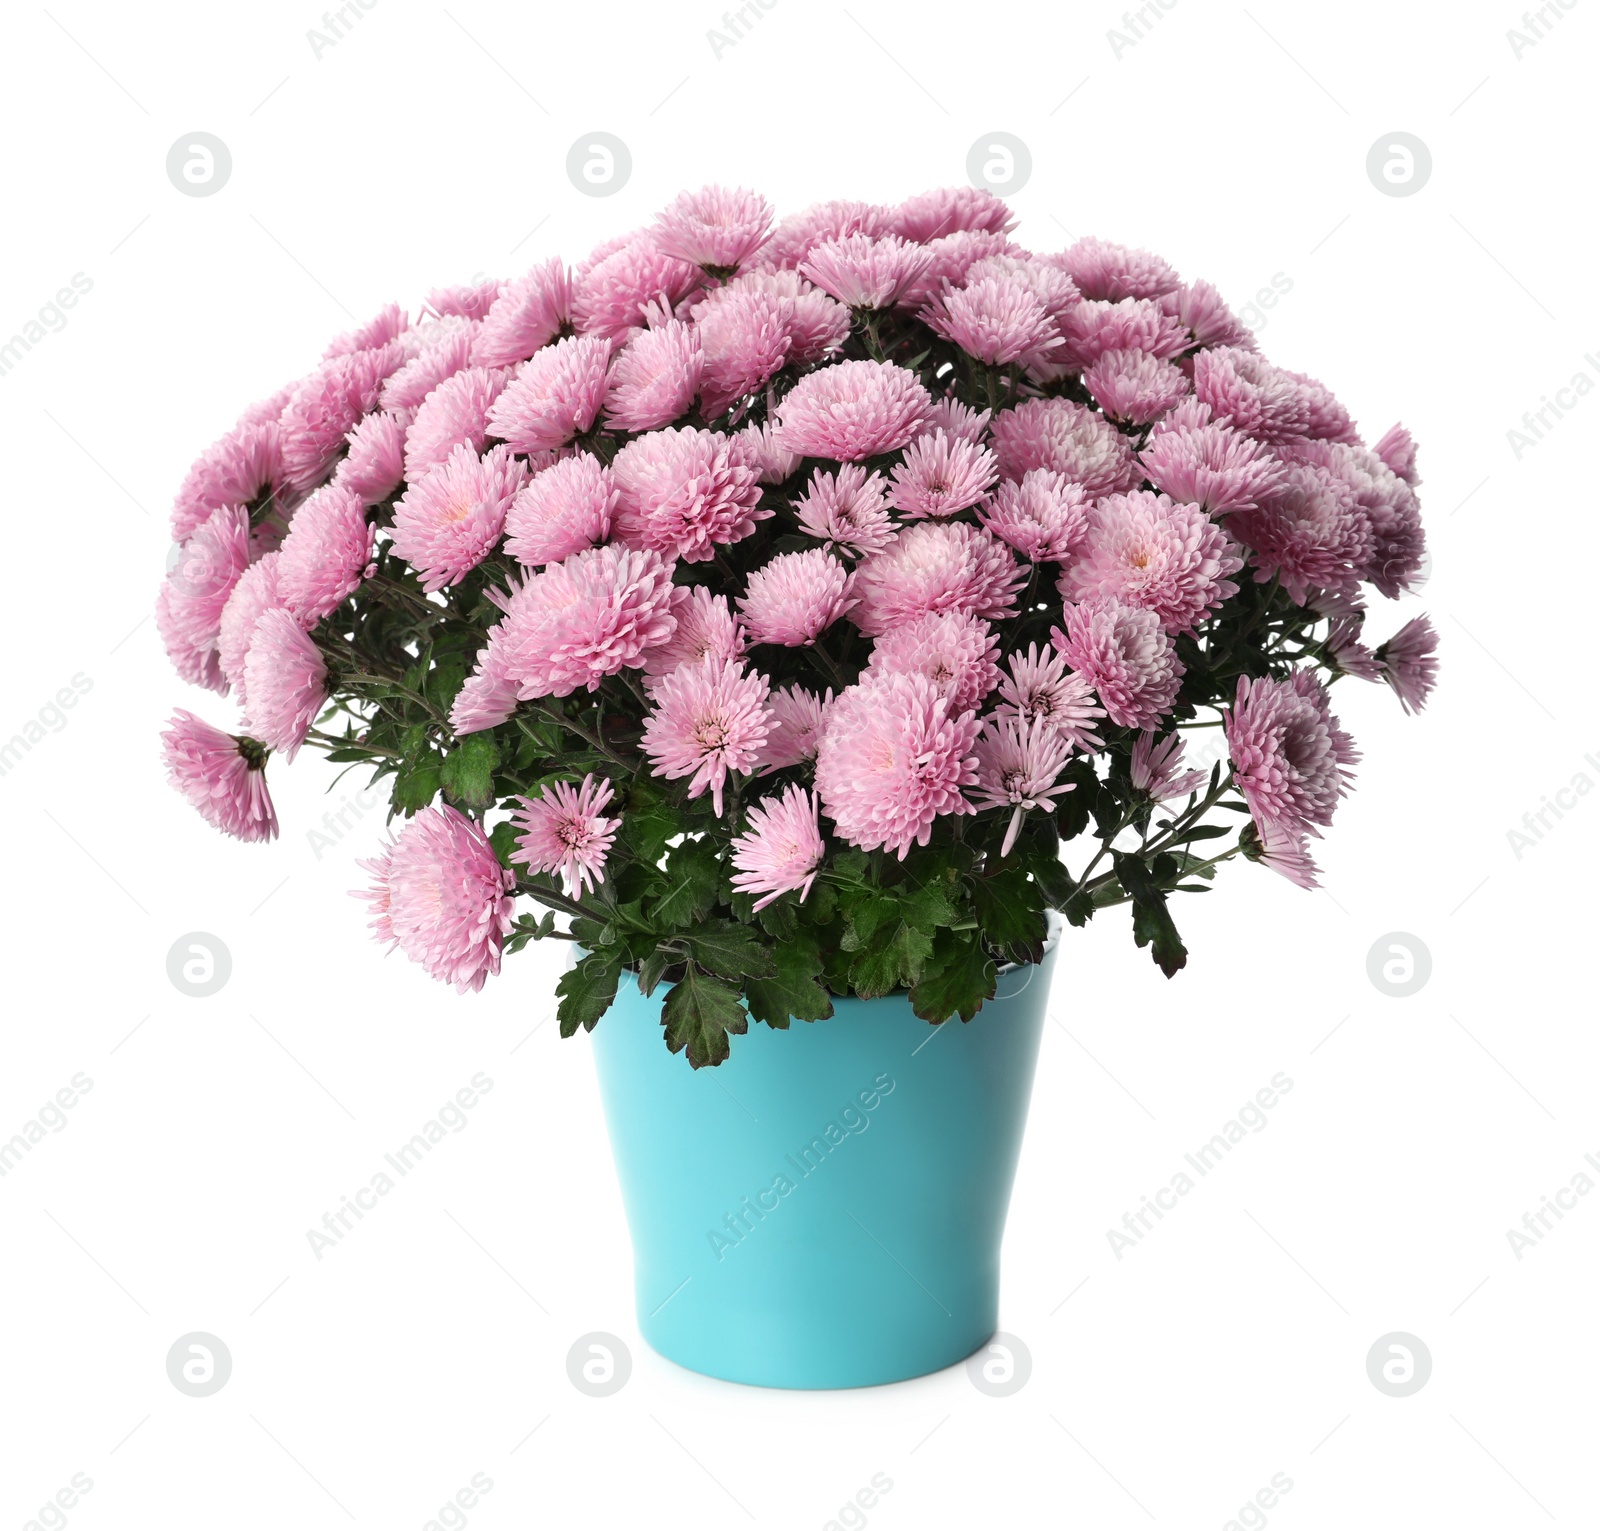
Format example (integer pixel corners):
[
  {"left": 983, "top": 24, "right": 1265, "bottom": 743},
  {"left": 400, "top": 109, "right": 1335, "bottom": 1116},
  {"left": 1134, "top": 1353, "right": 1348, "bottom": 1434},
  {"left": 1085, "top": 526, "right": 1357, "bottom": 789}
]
[{"left": 159, "top": 183, "right": 1436, "bottom": 998}]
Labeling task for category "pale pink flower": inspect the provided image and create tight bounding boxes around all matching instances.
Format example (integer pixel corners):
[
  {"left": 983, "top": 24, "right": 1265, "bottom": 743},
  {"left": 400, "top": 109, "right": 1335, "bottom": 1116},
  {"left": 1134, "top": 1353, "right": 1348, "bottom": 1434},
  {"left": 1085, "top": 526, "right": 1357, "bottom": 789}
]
[
  {"left": 604, "top": 319, "right": 703, "bottom": 431},
  {"left": 1059, "top": 298, "right": 1189, "bottom": 369},
  {"left": 611, "top": 426, "right": 766, "bottom": 563},
  {"left": 279, "top": 343, "right": 404, "bottom": 496},
  {"left": 978, "top": 470, "right": 1089, "bottom": 562},
  {"left": 1286, "top": 367, "right": 1357, "bottom": 444},
  {"left": 921, "top": 397, "right": 992, "bottom": 443},
  {"left": 800, "top": 234, "right": 934, "bottom": 309},
  {"left": 322, "top": 303, "right": 409, "bottom": 359},
  {"left": 161, "top": 710, "right": 278, "bottom": 842},
  {"left": 762, "top": 200, "right": 894, "bottom": 270},
  {"left": 813, "top": 672, "right": 979, "bottom": 858},
  {"left": 404, "top": 365, "right": 510, "bottom": 480},
  {"left": 158, "top": 504, "right": 252, "bottom": 690},
  {"left": 217, "top": 552, "right": 284, "bottom": 704},
  {"left": 1375, "top": 614, "right": 1439, "bottom": 715},
  {"left": 730, "top": 784, "right": 826, "bottom": 909},
  {"left": 653, "top": 185, "right": 773, "bottom": 269},
  {"left": 895, "top": 230, "right": 1018, "bottom": 312},
  {"left": 771, "top": 359, "right": 931, "bottom": 462},
  {"left": 571, "top": 233, "right": 703, "bottom": 340},
  {"left": 644, "top": 585, "right": 745, "bottom": 684},
  {"left": 888, "top": 429, "right": 998, "bottom": 518},
  {"left": 1373, "top": 423, "right": 1420, "bottom": 486},
  {"left": 641, "top": 655, "right": 771, "bottom": 816},
  {"left": 172, "top": 419, "right": 286, "bottom": 542},
  {"left": 1084, "top": 348, "right": 1191, "bottom": 424},
  {"left": 738, "top": 548, "right": 855, "bottom": 647},
  {"left": 471, "top": 257, "right": 570, "bottom": 368},
  {"left": 761, "top": 683, "right": 831, "bottom": 769},
  {"left": 973, "top": 715, "right": 1076, "bottom": 854},
  {"left": 1325, "top": 615, "right": 1383, "bottom": 681},
  {"left": 891, "top": 187, "right": 1016, "bottom": 243},
  {"left": 1139, "top": 418, "right": 1283, "bottom": 514},
  {"left": 334, "top": 410, "right": 409, "bottom": 505},
  {"left": 1228, "top": 463, "right": 1372, "bottom": 606},
  {"left": 276, "top": 483, "right": 375, "bottom": 623},
  {"left": 392, "top": 444, "right": 529, "bottom": 591},
  {"left": 450, "top": 634, "right": 521, "bottom": 735},
  {"left": 730, "top": 419, "right": 804, "bottom": 484},
  {"left": 923, "top": 275, "right": 1062, "bottom": 367},
  {"left": 1192, "top": 347, "right": 1311, "bottom": 443},
  {"left": 504, "top": 453, "right": 615, "bottom": 567},
  {"left": 381, "top": 327, "right": 475, "bottom": 413},
  {"left": 1251, "top": 821, "right": 1323, "bottom": 891},
  {"left": 1160, "top": 281, "right": 1256, "bottom": 351},
  {"left": 1278, "top": 440, "right": 1426, "bottom": 599},
  {"left": 1051, "top": 598, "right": 1182, "bottom": 731},
  {"left": 995, "top": 644, "right": 1104, "bottom": 752},
  {"left": 1130, "top": 731, "right": 1206, "bottom": 802},
  {"left": 425, "top": 278, "right": 503, "bottom": 322},
  {"left": 726, "top": 268, "right": 850, "bottom": 364},
  {"left": 510, "top": 773, "right": 618, "bottom": 899},
  {"left": 242, "top": 607, "right": 327, "bottom": 759},
  {"left": 486, "top": 335, "right": 610, "bottom": 454},
  {"left": 1057, "top": 237, "right": 1181, "bottom": 301},
  {"left": 691, "top": 281, "right": 792, "bottom": 417},
  {"left": 864, "top": 608, "right": 999, "bottom": 713},
  {"left": 966, "top": 255, "right": 1082, "bottom": 331},
  {"left": 792, "top": 463, "right": 895, "bottom": 558},
  {"left": 851, "top": 521, "right": 1025, "bottom": 636},
  {"left": 989, "top": 397, "right": 1140, "bottom": 497}
]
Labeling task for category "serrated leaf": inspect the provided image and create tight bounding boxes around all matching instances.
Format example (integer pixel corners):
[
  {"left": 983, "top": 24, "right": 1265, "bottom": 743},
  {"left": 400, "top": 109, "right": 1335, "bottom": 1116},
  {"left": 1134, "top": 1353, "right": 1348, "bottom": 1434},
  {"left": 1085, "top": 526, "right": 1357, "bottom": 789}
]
[
  {"left": 684, "top": 920, "right": 776, "bottom": 981},
  {"left": 909, "top": 927, "right": 996, "bottom": 1024},
  {"left": 743, "top": 934, "right": 833, "bottom": 1030},
  {"left": 556, "top": 950, "right": 622, "bottom": 1037},
  {"left": 637, "top": 947, "right": 673, "bottom": 999},
  {"left": 651, "top": 839, "right": 722, "bottom": 928},
  {"left": 661, "top": 965, "right": 749, "bottom": 1068},
  {"left": 390, "top": 756, "right": 442, "bottom": 814},
  {"left": 439, "top": 733, "right": 500, "bottom": 809},
  {"left": 972, "top": 866, "right": 1047, "bottom": 948},
  {"left": 849, "top": 921, "right": 934, "bottom": 999}
]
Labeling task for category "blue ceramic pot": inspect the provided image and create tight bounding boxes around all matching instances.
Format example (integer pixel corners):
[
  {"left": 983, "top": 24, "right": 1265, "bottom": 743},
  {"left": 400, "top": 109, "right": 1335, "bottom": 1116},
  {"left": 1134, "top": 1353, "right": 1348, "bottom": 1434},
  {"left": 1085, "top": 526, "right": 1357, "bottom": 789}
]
[{"left": 589, "top": 935, "right": 1057, "bottom": 1389}]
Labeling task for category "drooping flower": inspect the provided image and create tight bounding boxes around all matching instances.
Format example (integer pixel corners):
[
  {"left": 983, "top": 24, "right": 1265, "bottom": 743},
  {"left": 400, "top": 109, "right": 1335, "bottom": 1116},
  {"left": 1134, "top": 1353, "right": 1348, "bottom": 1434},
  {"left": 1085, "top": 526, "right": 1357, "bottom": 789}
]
[
  {"left": 161, "top": 710, "right": 278, "bottom": 842},
  {"left": 276, "top": 483, "right": 375, "bottom": 623},
  {"left": 1139, "top": 417, "right": 1283, "bottom": 515},
  {"left": 922, "top": 275, "right": 1062, "bottom": 367},
  {"left": 850, "top": 521, "right": 1025, "bottom": 636},
  {"left": 1084, "top": 348, "right": 1191, "bottom": 424},
  {"left": 403, "top": 365, "right": 511, "bottom": 480},
  {"left": 242, "top": 606, "right": 327, "bottom": 759},
  {"left": 640, "top": 655, "right": 771, "bottom": 816},
  {"left": 644, "top": 586, "right": 745, "bottom": 683},
  {"left": 1051, "top": 598, "right": 1182, "bottom": 732},
  {"left": 604, "top": 319, "right": 703, "bottom": 431},
  {"left": 792, "top": 463, "right": 896, "bottom": 558},
  {"left": 486, "top": 335, "right": 610, "bottom": 454},
  {"left": 1374, "top": 614, "right": 1439, "bottom": 715},
  {"left": 813, "top": 671, "right": 980, "bottom": 858},
  {"left": 278, "top": 343, "right": 404, "bottom": 496},
  {"left": 1130, "top": 731, "right": 1206, "bottom": 802},
  {"left": 863, "top": 608, "right": 999, "bottom": 713},
  {"left": 891, "top": 186, "right": 1016, "bottom": 243},
  {"left": 973, "top": 714, "right": 1077, "bottom": 854},
  {"left": 1228, "top": 463, "right": 1373, "bottom": 606},
  {"left": 737, "top": 548, "right": 856, "bottom": 647},
  {"left": 570, "top": 232, "right": 704, "bottom": 340},
  {"left": 504, "top": 453, "right": 615, "bottom": 567},
  {"left": 730, "top": 784, "right": 826, "bottom": 909},
  {"left": 799, "top": 233, "right": 934, "bottom": 310},
  {"left": 172, "top": 418, "right": 286, "bottom": 542},
  {"left": 391, "top": 443, "right": 530, "bottom": 591},
  {"left": 691, "top": 280, "right": 792, "bottom": 416},
  {"left": 510, "top": 773, "right": 619, "bottom": 899},
  {"left": 888, "top": 429, "right": 999, "bottom": 519},
  {"left": 994, "top": 643, "right": 1105, "bottom": 752},
  {"left": 771, "top": 359, "right": 931, "bottom": 462},
  {"left": 217, "top": 551, "right": 284, "bottom": 705},
  {"left": 334, "top": 410, "right": 410, "bottom": 505},
  {"left": 610, "top": 426, "right": 767, "bottom": 563},
  {"left": 653, "top": 185, "right": 774, "bottom": 269},
  {"left": 322, "top": 303, "right": 409, "bottom": 359},
  {"left": 471, "top": 257, "right": 570, "bottom": 368},
  {"left": 988, "top": 397, "right": 1140, "bottom": 496},
  {"left": 761, "top": 683, "right": 831, "bottom": 770},
  {"left": 381, "top": 327, "right": 475, "bottom": 413},
  {"left": 158, "top": 503, "right": 252, "bottom": 691},
  {"left": 1056, "top": 237, "right": 1181, "bottom": 301},
  {"left": 978, "top": 470, "right": 1089, "bottom": 563}
]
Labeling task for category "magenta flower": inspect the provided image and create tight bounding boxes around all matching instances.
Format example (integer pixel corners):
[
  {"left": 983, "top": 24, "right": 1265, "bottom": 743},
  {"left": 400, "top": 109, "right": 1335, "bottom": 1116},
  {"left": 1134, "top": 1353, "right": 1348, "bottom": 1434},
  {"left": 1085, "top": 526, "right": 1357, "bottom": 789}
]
[
  {"left": 738, "top": 548, "right": 855, "bottom": 647},
  {"left": 276, "top": 483, "right": 375, "bottom": 623},
  {"left": 653, "top": 185, "right": 774, "bottom": 269},
  {"left": 995, "top": 643, "right": 1105, "bottom": 753},
  {"left": 334, "top": 410, "right": 410, "bottom": 506},
  {"left": 891, "top": 186, "right": 1016, "bottom": 243},
  {"left": 161, "top": 710, "right": 278, "bottom": 842},
  {"left": 888, "top": 429, "right": 999, "bottom": 519},
  {"left": 645, "top": 586, "right": 746, "bottom": 685},
  {"left": 851, "top": 521, "right": 1025, "bottom": 637},
  {"left": 279, "top": 343, "right": 404, "bottom": 496},
  {"left": 1375, "top": 614, "right": 1439, "bottom": 714},
  {"left": 772, "top": 359, "right": 931, "bottom": 462},
  {"left": 692, "top": 281, "right": 792, "bottom": 417},
  {"left": 1058, "top": 237, "right": 1181, "bottom": 301},
  {"left": 158, "top": 504, "right": 252, "bottom": 692},
  {"left": 1139, "top": 415, "right": 1283, "bottom": 515},
  {"left": 611, "top": 426, "right": 767, "bottom": 563},
  {"left": 510, "top": 773, "right": 619, "bottom": 899},
  {"left": 242, "top": 607, "right": 327, "bottom": 760},
  {"left": 1280, "top": 440, "right": 1426, "bottom": 599},
  {"left": 404, "top": 365, "right": 511, "bottom": 480},
  {"left": 392, "top": 443, "right": 530, "bottom": 591},
  {"left": 571, "top": 232, "right": 703, "bottom": 340},
  {"left": 923, "top": 275, "right": 1062, "bottom": 368},
  {"left": 604, "top": 319, "right": 703, "bottom": 431},
  {"left": 172, "top": 418, "right": 286, "bottom": 542},
  {"left": 973, "top": 715, "right": 1076, "bottom": 854},
  {"left": 1084, "top": 348, "right": 1191, "bottom": 424},
  {"left": 731, "top": 784, "right": 826, "bottom": 909},
  {"left": 1051, "top": 598, "right": 1182, "bottom": 732},
  {"left": 1325, "top": 615, "right": 1383, "bottom": 681},
  {"left": 472, "top": 257, "right": 570, "bottom": 368},
  {"left": 864, "top": 608, "right": 999, "bottom": 714},
  {"left": 799, "top": 233, "right": 934, "bottom": 309},
  {"left": 381, "top": 327, "right": 475, "bottom": 414},
  {"left": 1229, "top": 463, "right": 1372, "bottom": 606},
  {"left": 641, "top": 655, "right": 772, "bottom": 816},
  {"left": 217, "top": 552, "right": 284, "bottom": 706},
  {"left": 487, "top": 335, "right": 610, "bottom": 454},
  {"left": 761, "top": 683, "right": 831, "bottom": 770},
  {"left": 793, "top": 464, "right": 896, "bottom": 558},
  {"left": 1130, "top": 731, "right": 1206, "bottom": 802},
  {"left": 504, "top": 453, "right": 615, "bottom": 568},
  {"left": 323, "top": 303, "right": 409, "bottom": 359},
  {"left": 978, "top": 470, "right": 1089, "bottom": 563},
  {"left": 989, "top": 397, "right": 1140, "bottom": 497}
]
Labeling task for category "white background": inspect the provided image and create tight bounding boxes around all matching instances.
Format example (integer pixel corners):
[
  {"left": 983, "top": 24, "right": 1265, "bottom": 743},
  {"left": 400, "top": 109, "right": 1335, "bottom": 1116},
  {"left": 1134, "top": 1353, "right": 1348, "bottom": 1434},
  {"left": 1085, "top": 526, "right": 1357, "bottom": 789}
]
[{"left": 1, "top": 1, "right": 1596, "bottom": 1526}]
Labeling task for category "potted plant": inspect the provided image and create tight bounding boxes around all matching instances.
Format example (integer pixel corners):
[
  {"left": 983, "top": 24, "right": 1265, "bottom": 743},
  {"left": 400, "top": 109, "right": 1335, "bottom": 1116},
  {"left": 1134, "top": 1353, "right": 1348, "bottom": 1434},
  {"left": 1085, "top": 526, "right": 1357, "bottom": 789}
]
[{"left": 158, "top": 183, "right": 1437, "bottom": 1388}]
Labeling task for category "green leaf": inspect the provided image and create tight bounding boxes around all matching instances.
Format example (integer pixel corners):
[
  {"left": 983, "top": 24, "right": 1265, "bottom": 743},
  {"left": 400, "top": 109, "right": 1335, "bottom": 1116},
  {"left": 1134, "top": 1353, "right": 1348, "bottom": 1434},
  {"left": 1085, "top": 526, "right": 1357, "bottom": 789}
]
[
  {"left": 556, "top": 950, "right": 622, "bottom": 1037},
  {"left": 637, "top": 947, "right": 673, "bottom": 999},
  {"left": 390, "top": 755, "right": 442, "bottom": 814},
  {"left": 1113, "top": 853, "right": 1188, "bottom": 977},
  {"left": 439, "top": 734, "right": 500, "bottom": 809},
  {"left": 899, "top": 881, "right": 959, "bottom": 935},
  {"left": 684, "top": 920, "right": 777, "bottom": 981},
  {"left": 621, "top": 793, "right": 686, "bottom": 867},
  {"left": 661, "top": 965, "right": 749, "bottom": 1068},
  {"left": 743, "top": 934, "right": 834, "bottom": 1030},
  {"left": 849, "top": 921, "right": 934, "bottom": 1000},
  {"left": 972, "top": 865, "right": 1047, "bottom": 949},
  {"left": 651, "top": 839, "right": 723, "bottom": 928},
  {"left": 910, "top": 927, "right": 996, "bottom": 1024},
  {"left": 489, "top": 819, "right": 521, "bottom": 871}
]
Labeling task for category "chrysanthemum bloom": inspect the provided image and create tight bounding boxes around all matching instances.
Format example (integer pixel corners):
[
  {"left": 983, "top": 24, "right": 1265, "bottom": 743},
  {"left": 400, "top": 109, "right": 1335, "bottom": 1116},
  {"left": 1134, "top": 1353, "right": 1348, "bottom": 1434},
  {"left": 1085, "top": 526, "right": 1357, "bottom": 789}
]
[
  {"left": 800, "top": 233, "right": 935, "bottom": 310},
  {"left": 497, "top": 544, "right": 678, "bottom": 699},
  {"left": 1057, "top": 237, "right": 1182, "bottom": 302},
  {"left": 1285, "top": 367, "right": 1357, "bottom": 444},
  {"left": 380, "top": 328, "right": 475, "bottom": 414},
  {"left": 570, "top": 233, "right": 704, "bottom": 340},
  {"left": 611, "top": 426, "right": 767, "bottom": 563},
  {"left": 1192, "top": 347, "right": 1313, "bottom": 443},
  {"left": 761, "top": 683, "right": 831, "bottom": 769},
  {"left": 691, "top": 281, "right": 792, "bottom": 417},
  {"left": 1372, "top": 422, "right": 1420, "bottom": 486},
  {"left": 1279, "top": 440, "right": 1426, "bottom": 599},
  {"left": 730, "top": 784, "right": 827, "bottom": 909},
  {"left": 392, "top": 443, "right": 530, "bottom": 591},
  {"left": 730, "top": 419, "right": 804, "bottom": 484},
  {"left": 864, "top": 608, "right": 999, "bottom": 713},
  {"left": 279, "top": 342, "right": 404, "bottom": 496},
  {"left": 967, "top": 255, "right": 1082, "bottom": 329},
  {"left": 973, "top": 715, "right": 1076, "bottom": 854},
  {"left": 242, "top": 606, "right": 327, "bottom": 759},
  {"left": 988, "top": 397, "right": 1140, "bottom": 497},
  {"left": 888, "top": 429, "right": 999, "bottom": 519},
  {"left": 644, "top": 586, "right": 745, "bottom": 683},
  {"left": 1058, "top": 298, "right": 1189, "bottom": 369},
  {"left": 641, "top": 655, "right": 772, "bottom": 816},
  {"left": 1160, "top": 280, "right": 1256, "bottom": 351},
  {"left": 793, "top": 463, "right": 896, "bottom": 558},
  {"left": 403, "top": 365, "right": 510, "bottom": 480},
  {"left": 471, "top": 257, "right": 570, "bottom": 368},
  {"left": 1084, "top": 348, "right": 1191, "bottom": 424},
  {"left": 450, "top": 634, "right": 521, "bottom": 735},
  {"left": 158, "top": 503, "right": 252, "bottom": 689},
  {"left": 1138, "top": 416, "right": 1282, "bottom": 515},
  {"left": 1374, "top": 614, "right": 1439, "bottom": 715},
  {"left": 813, "top": 671, "right": 980, "bottom": 858},
  {"left": 995, "top": 643, "right": 1105, "bottom": 753},
  {"left": 738, "top": 548, "right": 856, "bottom": 647},
  {"left": 1051, "top": 598, "right": 1182, "bottom": 732},
  {"left": 850, "top": 521, "right": 1025, "bottom": 636},
  {"left": 771, "top": 359, "right": 932, "bottom": 462},
  {"left": 397, "top": 312, "right": 474, "bottom": 362},
  {"left": 1060, "top": 491, "right": 1243, "bottom": 636},
  {"left": 161, "top": 710, "right": 278, "bottom": 842},
  {"left": 504, "top": 453, "right": 615, "bottom": 567},
  {"left": 334, "top": 410, "right": 410, "bottom": 505},
  {"left": 425, "top": 277, "right": 503, "bottom": 322},
  {"left": 1130, "top": 730, "right": 1206, "bottom": 802},
  {"left": 604, "top": 319, "right": 703, "bottom": 431},
  {"left": 1228, "top": 463, "right": 1373, "bottom": 606},
  {"left": 734, "top": 268, "right": 851, "bottom": 364},
  {"left": 922, "top": 397, "right": 992, "bottom": 443},
  {"left": 923, "top": 275, "right": 1062, "bottom": 368},
  {"left": 276, "top": 483, "right": 375, "bottom": 623},
  {"left": 322, "top": 303, "right": 409, "bottom": 359},
  {"left": 510, "top": 773, "right": 619, "bottom": 899},
  {"left": 486, "top": 335, "right": 610, "bottom": 454},
  {"left": 762, "top": 199, "right": 894, "bottom": 271},
  {"left": 654, "top": 185, "right": 774, "bottom": 270},
  {"left": 1249, "top": 820, "right": 1324, "bottom": 891},
  {"left": 359, "top": 805, "right": 515, "bottom": 992},
  {"left": 978, "top": 470, "right": 1089, "bottom": 563},
  {"left": 891, "top": 186, "right": 1016, "bottom": 243},
  {"left": 172, "top": 418, "right": 286, "bottom": 542},
  {"left": 894, "top": 230, "right": 1018, "bottom": 312},
  {"left": 217, "top": 552, "right": 284, "bottom": 704}
]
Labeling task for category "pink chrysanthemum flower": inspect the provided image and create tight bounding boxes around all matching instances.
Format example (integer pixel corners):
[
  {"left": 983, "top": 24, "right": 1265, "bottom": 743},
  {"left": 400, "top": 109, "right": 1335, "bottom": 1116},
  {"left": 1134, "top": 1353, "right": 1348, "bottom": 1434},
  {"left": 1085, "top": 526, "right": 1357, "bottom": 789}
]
[
  {"left": 450, "top": 633, "right": 521, "bottom": 735},
  {"left": 1059, "top": 298, "right": 1189, "bottom": 369},
  {"left": 888, "top": 429, "right": 999, "bottom": 519},
  {"left": 851, "top": 521, "right": 1025, "bottom": 637},
  {"left": 864, "top": 608, "right": 999, "bottom": 713},
  {"left": 570, "top": 233, "right": 704, "bottom": 340},
  {"left": 381, "top": 327, "right": 475, "bottom": 414},
  {"left": 1372, "top": 422, "right": 1420, "bottom": 486},
  {"left": 891, "top": 186, "right": 1016, "bottom": 243},
  {"left": 1229, "top": 463, "right": 1373, "bottom": 606},
  {"left": 471, "top": 257, "right": 570, "bottom": 368},
  {"left": 730, "top": 419, "right": 804, "bottom": 485},
  {"left": 738, "top": 548, "right": 855, "bottom": 647},
  {"left": 973, "top": 715, "right": 1076, "bottom": 855},
  {"left": 995, "top": 643, "right": 1106, "bottom": 753},
  {"left": 1192, "top": 347, "right": 1313, "bottom": 443},
  {"left": 242, "top": 606, "right": 327, "bottom": 760},
  {"left": 322, "top": 303, "right": 409, "bottom": 359},
  {"left": 978, "top": 469, "right": 1089, "bottom": 563},
  {"left": 923, "top": 275, "right": 1062, "bottom": 368},
  {"left": 800, "top": 233, "right": 935, "bottom": 310},
  {"left": 358, "top": 805, "right": 515, "bottom": 993},
  {"left": 425, "top": 277, "right": 503, "bottom": 322},
  {"left": 1084, "top": 348, "right": 1191, "bottom": 424},
  {"left": 1060, "top": 490, "right": 1243, "bottom": 636},
  {"left": 1051, "top": 598, "right": 1182, "bottom": 732},
  {"left": 654, "top": 185, "right": 774, "bottom": 270},
  {"left": 691, "top": 281, "right": 792, "bottom": 417},
  {"left": 1130, "top": 731, "right": 1206, "bottom": 802},
  {"left": 793, "top": 464, "right": 896, "bottom": 558},
  {"left": 486, "top": 335, "right": 610, "bottom": 454},
  {"left": 761, "top": 683, "right": 831, "bottom": 770},
  {"left": 1285, "top": 367, "right": 1357, "bottom": 444},
  {"left": 510, "top": 773, "right": 619, "bottom": 899},
  {"left": 989, "top": 397, "right": 1140, "bottom": 497},
  {"left": 895, "top": 230, "right": 1018, "bottom": 312},
  {"left": 968, "top": 255, "right": 1082, "bottom": 328},
  {"left": 730, "top": 783, "right": 826, "bottom": 909},
  {"left": 921, "top": 397, "right": 992, "bottom": 443},
  {"left": 734, "top": 268, "right": 851, "bottom": 364},
  {"left": 392, "top": 443, "right": 530, "bottom": 591},
  {"left": 1057, "top": 237, "right": 1181, "bottom": 301},
  {"left": 762, "top": 200, "right": 895, "bottom": 271},
  {"left": 1375, "top": 614, "right": 1439, "bottom": 715},
  {"left": 645, "top": 586, "right": 745, "bottom": 685},
  {"left": 504, "top": 453, "right": 615, "bottom": 567},
  {"left": 1325, "top": 615, "right": 1383, "bottom": 681},
  {"left": 404, "top": 365, "right": 511, "bottom": 480},
  {"left": 172, "top": 418, "right": 286, "bottom": 542},
  {"left": 1139, "top": 417, "right": 1283, "bottom": 515},
  {"left": 771, "top": 359, "right": 931, "bottom": 462},
  {"left": 611, "top": 426, "right": 767, "bottom": 563},
  {"left": 158, "top": 503, "right": 252, "bottom": 690},
  {"left": 217, "top": 552, "right": 284, "bottom": 704},
  {"left": 813, "top": 671, "right": 979, "bottom": 858},
  {"left": 1279, "top": 440, "right": 1426, "bottom": 599},
  {"left": 334, "top": 410, "right": 410, "bottom": 505},
  {"left": 604, "top": 318, "right": 703, "bottom": 431},
  {"left": 1160, "top": 281, "right": 1256, "bottom": 351},
  {"left": 161, "top": 710, "right": 278, "bottom": 842},
  {"left": 641, "top": 655, "right": 772, "bottom": 816},
  {"left": 276, "top": 483, "right": 375, "bottom": 623},
  {"left": 279, "top": 343, "right": 404, "bottom": 496}
]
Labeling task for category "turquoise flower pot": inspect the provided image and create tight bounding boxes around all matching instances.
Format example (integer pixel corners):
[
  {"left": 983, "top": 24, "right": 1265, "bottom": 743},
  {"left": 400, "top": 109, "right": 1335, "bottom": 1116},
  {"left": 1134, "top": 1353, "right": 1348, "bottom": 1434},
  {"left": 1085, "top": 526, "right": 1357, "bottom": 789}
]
[{"left": 589, "top": 936, "right": 1056, "bottom": 1389}]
